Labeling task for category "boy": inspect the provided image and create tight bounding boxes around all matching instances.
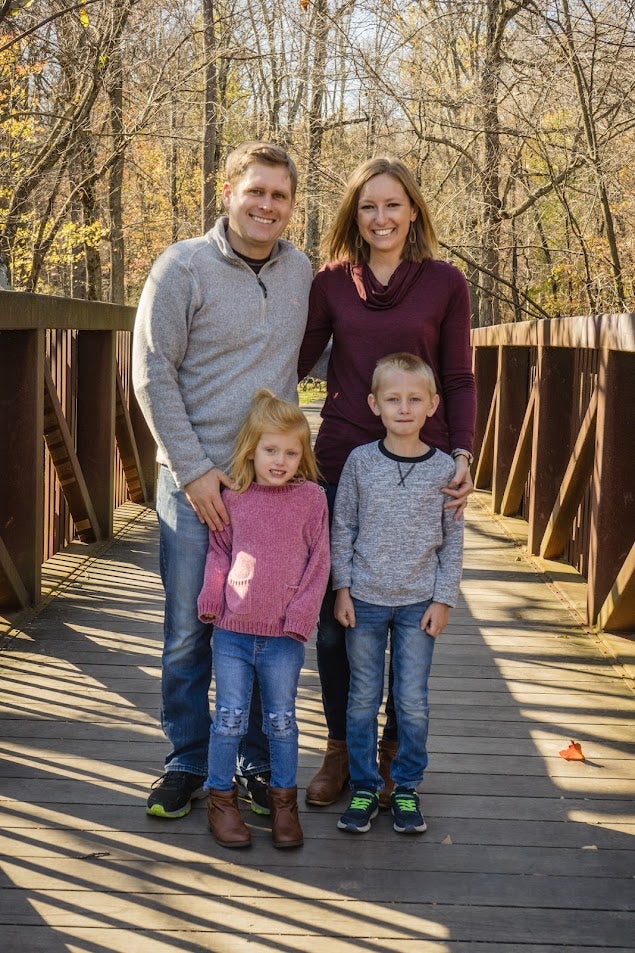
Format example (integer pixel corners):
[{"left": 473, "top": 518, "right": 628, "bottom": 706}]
[{"left": 330, "top": 352, "right": 464, "bottom": 835}]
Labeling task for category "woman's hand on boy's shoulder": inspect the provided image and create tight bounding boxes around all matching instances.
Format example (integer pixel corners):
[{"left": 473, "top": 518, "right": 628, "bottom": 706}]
[{"left": 421, "top": 601, "right": 450, "bottom": 638}]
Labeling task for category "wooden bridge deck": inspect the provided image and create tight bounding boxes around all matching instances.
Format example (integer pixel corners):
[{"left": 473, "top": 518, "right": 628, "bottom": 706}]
[{"left": 0, "top": 496, "right": 634, "bottom": 952}]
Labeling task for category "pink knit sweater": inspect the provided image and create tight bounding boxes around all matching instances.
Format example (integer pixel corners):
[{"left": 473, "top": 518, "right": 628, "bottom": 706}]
[{"left": 197, "top": 481, "right": 330, "bottom": 642}]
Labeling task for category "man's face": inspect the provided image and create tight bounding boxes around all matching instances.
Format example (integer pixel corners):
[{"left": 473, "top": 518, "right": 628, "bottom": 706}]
[{"left": 222, "top": 162, "right": 295, "bottom": 259}]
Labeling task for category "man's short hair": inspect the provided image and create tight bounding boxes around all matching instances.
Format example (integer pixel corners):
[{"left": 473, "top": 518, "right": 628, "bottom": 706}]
[
  {"left": 371, "top": 352, "right": 437, "bottom": 397},
  {"left": 225, "top": 142, "right": 298, "bottom": 197}
]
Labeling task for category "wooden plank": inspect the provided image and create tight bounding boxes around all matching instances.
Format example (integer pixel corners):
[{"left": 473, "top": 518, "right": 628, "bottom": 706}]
[
  {"left": 528, "top": 346, "right": 576, "bottom": 553},
  {"left": 473, "top": 376, "right": 498, "bottom": 488},
  {"left": 114, "top": 369, "right": 148, "bottom": 504},
  {"left": 43, "top": 363, "right": 101, "bottom": 543},
  {"left": 471, "top": 313, "right": 635, "bottom": 352},
  {"left": 597, "top": 540, "right": 635, "bottom": 633},
  {"left": 492, "top": 346, "right": 530, "bottom": 511},
  {"left": 587, "top": 349, "right": 635, "bottom": 624},
  {"left": 76, "top": 330, "right": 116, "bottom": 538},
  {"left": 0, "top": 329, "right": 44, "bottom": 607},
  {"left": 540, "top": 386, "right": 597, "bottom": 559},
  {"left": 1, "top": 507, "right": 633, "bottom": 953},
  {"left": 0, "top": 535, "right": 30, "bottom": 608},
  {"left": 500, "top": 383, "right": 534, "bottom": 516}
]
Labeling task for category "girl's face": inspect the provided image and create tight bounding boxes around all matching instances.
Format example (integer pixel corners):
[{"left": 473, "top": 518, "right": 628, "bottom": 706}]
[
  {"left": 356, "top": 173, "right": 417, "bottom": 260},
  {"left": 252, "top": 430, "right": 304, "bottom": 486}
]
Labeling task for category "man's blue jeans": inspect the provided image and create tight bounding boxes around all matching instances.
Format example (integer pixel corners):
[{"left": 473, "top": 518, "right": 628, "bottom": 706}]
[
  {"left": 345, "top": 598, "right": 435, "bottom": 792},
  {"left": 156, "top": 466, "right": 269, "bottom": 776},
  {"left": 207, "top": 628, "right": 305, "bottom": 791}
]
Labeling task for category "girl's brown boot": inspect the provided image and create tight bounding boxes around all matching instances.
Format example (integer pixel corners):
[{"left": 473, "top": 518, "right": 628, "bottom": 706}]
[
  {"left": 208, "top": 785, "right": 251, "bottom": 848},
  {"left": 269, "top": 786, "right": 304, "bottom": 848}
]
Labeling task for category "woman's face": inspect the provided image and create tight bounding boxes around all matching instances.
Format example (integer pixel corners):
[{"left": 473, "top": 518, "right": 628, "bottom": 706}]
[{"left": 356, "top": 173, "right": 417, "bottom": 259}]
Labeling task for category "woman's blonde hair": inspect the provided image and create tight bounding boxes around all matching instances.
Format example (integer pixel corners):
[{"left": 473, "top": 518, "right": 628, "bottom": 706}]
[
  {"left": 232, "top": 389, "right": 319, "bottom": 491},
  {"left": 325, "top": 157, "right": 439, "bottom": 264}
]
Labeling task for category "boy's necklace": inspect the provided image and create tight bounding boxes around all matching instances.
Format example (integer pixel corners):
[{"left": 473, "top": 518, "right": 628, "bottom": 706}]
[{"left": 397, "top": 461, "right": 416, "bottom": 487}]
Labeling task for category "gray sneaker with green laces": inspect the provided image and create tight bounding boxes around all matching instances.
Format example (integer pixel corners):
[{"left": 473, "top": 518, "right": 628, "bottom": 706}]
[
  {"left": 391, "top": 788, "right": 427, "bottom": 834},
  {"left": 337, "top": 789, "right": 379, "bottom": 833}
]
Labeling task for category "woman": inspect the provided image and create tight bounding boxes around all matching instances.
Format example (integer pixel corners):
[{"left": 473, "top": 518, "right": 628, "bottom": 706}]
[{"left": 298, "top": 157, "right": 476, "bottom": 809}]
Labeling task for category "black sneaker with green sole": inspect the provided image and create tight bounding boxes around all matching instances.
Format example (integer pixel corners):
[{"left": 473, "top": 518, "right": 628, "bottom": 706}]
[
  {"left": 235, "top": 771, "right": 271, "bottom": 815},
  {"left": 146, "top": 771, "right": 207, "bottom": 818}
]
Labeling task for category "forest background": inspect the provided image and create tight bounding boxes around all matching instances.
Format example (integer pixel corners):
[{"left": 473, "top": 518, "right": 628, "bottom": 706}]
[{"left": 1, "top": 0, "right": 633, "bottom": 326}]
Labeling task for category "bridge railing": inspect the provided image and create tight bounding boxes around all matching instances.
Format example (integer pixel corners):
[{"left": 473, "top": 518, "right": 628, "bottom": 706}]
[
  {"left": 471, "top": 314, "right": 634, "bottom": 632},
  {"left": 2, "top": 291, "right": 633, "bottom": 633},
  {"left": 0, "top": 290, "right": 156, "bottom": 612}
]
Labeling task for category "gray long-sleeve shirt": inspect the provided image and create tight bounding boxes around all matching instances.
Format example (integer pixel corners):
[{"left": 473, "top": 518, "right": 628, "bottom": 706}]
[
  {"left": 132, "top": 216, "right": 313, "bottom": 488},
  {"left": 330, "top": 441, "right": 464, "bottom": 607}
]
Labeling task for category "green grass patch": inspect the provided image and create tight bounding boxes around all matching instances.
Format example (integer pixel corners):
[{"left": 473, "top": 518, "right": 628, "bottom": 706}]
[{"left": 298, "top": 377, "right": 326, "bottom": 405}]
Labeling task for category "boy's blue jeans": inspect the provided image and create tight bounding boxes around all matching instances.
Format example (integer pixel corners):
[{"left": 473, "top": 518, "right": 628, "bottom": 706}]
[
  {"left": 207, "top": 628, "right": 305, "bottom": 791},
  {"left": 156, "top": 466, "right": 269, "bottom": 777},
  {"left": 345, "top": 598, "right": 435, "bottom": 792}
]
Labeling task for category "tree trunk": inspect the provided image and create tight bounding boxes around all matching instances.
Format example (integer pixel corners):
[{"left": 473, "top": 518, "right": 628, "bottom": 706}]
[
  {"left": 304, "top": 0, "right": 330, "bottom": 269},
  {"left": 107, "top": 48, "right": 125, "bottom": 304},
  {"left": 202, "top": 0, "right": 218, "bottom": 232}
]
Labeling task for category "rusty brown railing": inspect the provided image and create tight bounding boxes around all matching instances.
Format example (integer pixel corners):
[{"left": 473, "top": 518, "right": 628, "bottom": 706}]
[
  {"left": 471, "top": 314, "right": 635, "bottom": 632},
  {"left": 0, "top": 290, "right": 156, "bottom": 612},
  {"left": 2, "top": 291, "right": 633, "bottom": 633}
]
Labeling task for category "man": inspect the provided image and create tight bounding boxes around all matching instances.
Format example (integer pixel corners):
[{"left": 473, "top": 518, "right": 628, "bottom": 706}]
[{"left": 133, "top": 142, "right": 312, "bottom": 819}]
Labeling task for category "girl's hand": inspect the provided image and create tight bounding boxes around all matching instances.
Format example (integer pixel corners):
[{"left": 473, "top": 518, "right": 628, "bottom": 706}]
[
  {"left": 442, "top": 455, "right": 473, "bottom": 520},
  {"left": 334, "top": 588, "right": 356, "bottom": 628},
  {"left": 421, "top": 602, "right": 449, "bottom": 638}
]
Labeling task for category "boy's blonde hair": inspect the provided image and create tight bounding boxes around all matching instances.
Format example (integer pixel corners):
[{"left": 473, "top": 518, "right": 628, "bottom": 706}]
[
  {"left": 232, "top": 389, "right": 319, "bottom": 491},
  {"left": 371, "top": 353, "right": 437, "bottom": 398}
]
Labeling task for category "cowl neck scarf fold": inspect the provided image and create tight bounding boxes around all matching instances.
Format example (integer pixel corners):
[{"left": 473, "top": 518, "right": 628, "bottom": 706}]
[{"left": 350, "top": 259, "right": 428, "bottom": 310}]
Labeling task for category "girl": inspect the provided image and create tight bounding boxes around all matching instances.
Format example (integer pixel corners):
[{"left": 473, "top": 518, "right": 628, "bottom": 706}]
[{"left": 198, "top": 389, "right": 330, "bottom": 849}]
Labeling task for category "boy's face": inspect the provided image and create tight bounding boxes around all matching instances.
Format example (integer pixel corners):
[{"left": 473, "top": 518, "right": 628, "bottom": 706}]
[{"left": 368, "top": 369, "right": 439, "bottom": 437}]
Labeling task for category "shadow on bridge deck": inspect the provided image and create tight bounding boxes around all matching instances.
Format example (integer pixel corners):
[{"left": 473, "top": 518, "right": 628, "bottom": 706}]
[{"left": 0, "top": 497, "right": 633, "bottom": 952}]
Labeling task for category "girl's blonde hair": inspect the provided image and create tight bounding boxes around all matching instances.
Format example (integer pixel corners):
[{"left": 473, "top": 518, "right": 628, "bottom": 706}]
[
  {"left": 325, "top": 157, "right": 439, "bottom": 264},
  {"left": 232, "top": 389, "right": 319, "bottom": 491}
]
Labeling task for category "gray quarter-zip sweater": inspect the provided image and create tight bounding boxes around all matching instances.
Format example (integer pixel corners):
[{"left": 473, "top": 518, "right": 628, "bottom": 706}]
[{"left": 132, "top": 217, "right": 313, "bottom": 487}]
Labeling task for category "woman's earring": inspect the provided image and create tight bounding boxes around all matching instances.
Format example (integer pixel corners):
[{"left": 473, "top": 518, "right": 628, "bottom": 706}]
[
  {"left": 355, "top": 231, "right": 364, "bottom": 252},
  {"left": 409, "top": 222, "right": 417, "bottom": 245}
]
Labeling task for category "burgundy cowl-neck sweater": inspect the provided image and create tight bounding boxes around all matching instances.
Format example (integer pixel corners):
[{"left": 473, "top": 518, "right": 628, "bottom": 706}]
[
  {"left": 298, "top": 258, "right": 476, "bottom": 485},
  {"left": 197, "top": 481, "right": 330, "bottom": 643}
]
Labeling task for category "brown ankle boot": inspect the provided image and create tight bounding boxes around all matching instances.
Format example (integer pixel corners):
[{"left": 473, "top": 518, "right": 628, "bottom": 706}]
[
  {"left": 269, "top": 786, "right": 304, "bottom": 848},
  {"left": 208, "top": 785, "right": 251, "bottom": 848},
  {"left": 305, "top": 739, "right": 349, "bottom": 806},
  {"left": 378, "top": 738, "right": 399, "bottom": 810}
]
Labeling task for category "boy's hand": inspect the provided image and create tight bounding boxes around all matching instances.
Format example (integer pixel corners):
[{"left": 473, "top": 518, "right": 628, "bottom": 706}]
[
  {"left": 421, "top": 601, "right": 450, "bottom": 637},
  {"left": 334, "top": 588, "right": 356, "bottom": 628}
]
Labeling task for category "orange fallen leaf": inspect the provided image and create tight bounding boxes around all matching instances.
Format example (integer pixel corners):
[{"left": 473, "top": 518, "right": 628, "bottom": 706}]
[{"left": 559, "top": 739, "right": 585, "bottom": 761}]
